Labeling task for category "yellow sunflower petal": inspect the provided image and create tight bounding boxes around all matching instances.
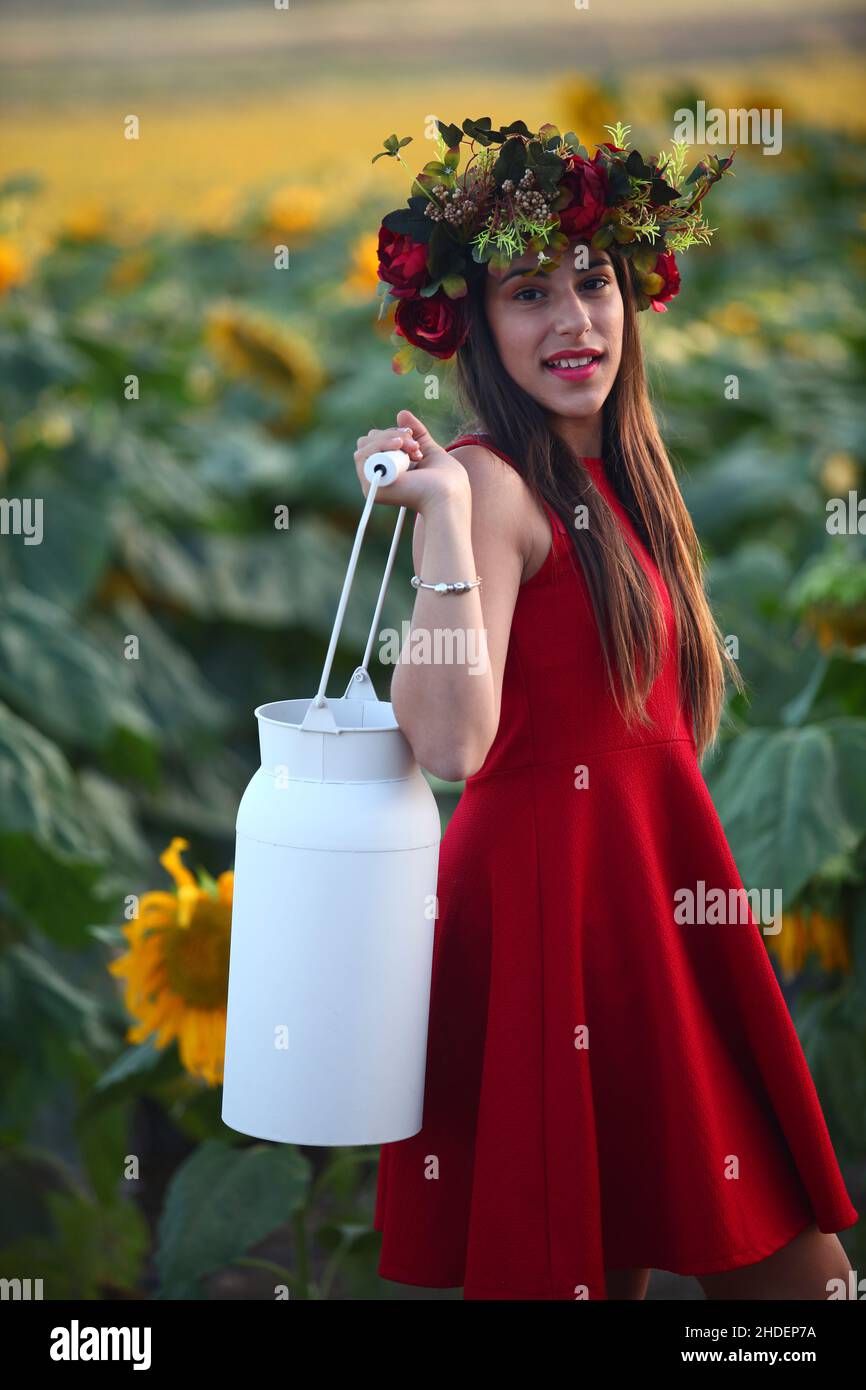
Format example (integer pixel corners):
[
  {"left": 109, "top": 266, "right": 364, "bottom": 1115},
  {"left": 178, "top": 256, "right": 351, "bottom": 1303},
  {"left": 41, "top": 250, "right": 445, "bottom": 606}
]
[
  {"left": 159, "top": 837, "right": 196, "bottom": 889},
  {"left": 807, "top": 910, "right": 852, "bottom": 973},
  {"left": 175, "top": 883, "right": 203, "bottom": 929},
  {"left": 770, "top": 911, "right": 807, "bottom": 979},
  {"left": 216, "top": 870, "right": 234, "bottom": 905}
]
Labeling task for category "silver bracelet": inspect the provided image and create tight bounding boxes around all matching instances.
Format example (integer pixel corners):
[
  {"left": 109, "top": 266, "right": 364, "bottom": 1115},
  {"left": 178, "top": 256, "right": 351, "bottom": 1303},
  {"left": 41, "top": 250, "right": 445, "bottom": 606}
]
[{"left": 411, "top": 575, "right": 482, "bottom": 594}]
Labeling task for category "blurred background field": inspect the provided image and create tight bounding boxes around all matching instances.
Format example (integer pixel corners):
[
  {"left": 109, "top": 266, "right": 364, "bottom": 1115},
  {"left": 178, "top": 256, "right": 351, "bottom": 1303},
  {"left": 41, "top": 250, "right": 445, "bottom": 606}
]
[
  {"left": 3, "top": 0, "right": 866, "bottom": 244},
  {"left": 1, "top": 0, "right": 865, "bottom": 1301}
]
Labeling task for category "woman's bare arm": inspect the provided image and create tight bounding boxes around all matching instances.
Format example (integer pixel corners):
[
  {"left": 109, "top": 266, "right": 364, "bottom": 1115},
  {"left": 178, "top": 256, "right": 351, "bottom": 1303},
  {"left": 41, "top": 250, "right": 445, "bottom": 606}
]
[{"left": 390, "top": 445, "right": 529, "bottom": 781}]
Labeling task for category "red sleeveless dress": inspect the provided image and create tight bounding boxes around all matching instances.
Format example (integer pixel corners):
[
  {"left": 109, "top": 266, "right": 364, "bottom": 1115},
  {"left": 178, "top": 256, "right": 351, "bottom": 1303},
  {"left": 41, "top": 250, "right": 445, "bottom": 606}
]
[{"left": 373, "top": 433, "right": 858, "bottom": 1300}]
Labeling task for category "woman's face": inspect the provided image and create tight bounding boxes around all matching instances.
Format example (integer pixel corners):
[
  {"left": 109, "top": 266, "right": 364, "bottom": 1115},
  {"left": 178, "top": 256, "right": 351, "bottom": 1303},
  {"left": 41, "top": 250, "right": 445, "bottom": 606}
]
[{"left": 484, "top": 242, "right": 623, "bottom": 422}]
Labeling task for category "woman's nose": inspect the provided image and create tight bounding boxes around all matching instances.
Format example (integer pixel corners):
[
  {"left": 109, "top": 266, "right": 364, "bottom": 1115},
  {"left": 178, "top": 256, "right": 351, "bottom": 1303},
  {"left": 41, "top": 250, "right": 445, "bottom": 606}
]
[
  {"left": 553, "top": 292, "right": 592, "bottom": 336},
  {"left": 553, "top": 312, "right": 592, "bottom": 338}
]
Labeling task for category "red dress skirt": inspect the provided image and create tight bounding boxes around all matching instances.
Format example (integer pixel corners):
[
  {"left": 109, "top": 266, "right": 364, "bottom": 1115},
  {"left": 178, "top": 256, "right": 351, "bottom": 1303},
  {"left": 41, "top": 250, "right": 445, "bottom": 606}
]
[{"left": 373, "top": 433, "right": 859, "bottom": 1300}]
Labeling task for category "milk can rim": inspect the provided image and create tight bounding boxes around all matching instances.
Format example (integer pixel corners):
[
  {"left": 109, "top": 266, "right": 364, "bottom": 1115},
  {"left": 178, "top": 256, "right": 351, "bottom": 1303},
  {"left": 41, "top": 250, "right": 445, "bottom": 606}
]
[{"left": 254, "top": 697, "right": 402, "bottom": 735}]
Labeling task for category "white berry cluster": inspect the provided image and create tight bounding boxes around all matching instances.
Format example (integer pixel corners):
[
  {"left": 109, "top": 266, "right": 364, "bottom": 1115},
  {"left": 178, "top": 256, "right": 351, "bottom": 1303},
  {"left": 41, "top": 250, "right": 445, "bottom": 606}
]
[
  {"left": 500, "top": 169, "right": 558, "bottom": 222},
  {"left": 424, "top": 184, "right": 475, "bottom": 227}
]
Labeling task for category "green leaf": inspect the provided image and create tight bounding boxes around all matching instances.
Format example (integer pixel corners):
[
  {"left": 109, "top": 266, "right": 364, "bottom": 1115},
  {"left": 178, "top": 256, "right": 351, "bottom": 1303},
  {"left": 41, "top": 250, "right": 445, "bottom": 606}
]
[
  {"left": 782, "top": 652, "right": 866, "bottom": 726},
  {"left": 89, "top": 596, "right": 231, "bottom": 748},
  {"left": 650, "top": 177, "right": 680, "bottom": 206},
  {"left": 797, "top": 984, "right": 866, "bottom": 1152},
  {"left": 0, "top": 172, "right": 43, "bottom": 197},
  {"left": 0, "top": 702, "right": 118, "bottom": 939},
  {"left": 789, "top": 549, "right": 866, "bottom": 612},
  {"left": 183, "top": 419, "right": 297, "bottom": 496},
  {"left": 625, "top": 149, "right": 654, "bottom": 181},
  {"left": 196, "top": 865, "right": 219, "bottom": 896},
  {"left": 462, "top": 116, "right": 496, "bottom": 145},
  {"left": 137, "top": 744, "right": 249, "bottom": 840},
  {"left": 1, "top": 477, "right": 113, "bottom": 612},
  {"left": 390, "top": 343, "right": 418, "bottom": 375},
  {"left": 0, "top": 588, "right": 156, "bottom": 752},
  {"left": 436, "top": 121, "right": 463, "bottom": 148},
  {"left": 492, "top": 136, "right": 527, "bottom": 187},
  {"left": 440, "top": 274, "right": 468, "bottom": 299},
  {"left": 681, "top": 442, "right": 815, "bottom": 541},
  {"left": 154, "top": 1139, "right": 312, "bottom": 1298},
  {"left": 706, "top": 725, "right": 863, "bottom": 901},
  {"left": 93, "top": 1040, "right": 179, "bottom": 1095},
  {"left": 120, "top": 519, "right": 376, "bottom": 636},
  {"left": 380, "top": 196, "right": 432, "bottom": 244},
  {"left": 591, "top": 224, "right": 615, "bottom": 249},
  {"left": 0, "top": 835, "right": 106, "bottom": 945},
  {"left": 632, "top": 246, "right": 660, "bottom": 273},
  {"left": 314, "top": 1221, "right": 380, "bottom": 1256},
  {"left": 0, "top": 1146, "right": 79, "bottom": 1247},
  {"left": 5, "top": 942, "right": 109, "bottom": 1039},
  {"left": 0, "top": 1190, "right": 148, "bottom": 1298},
  {"left": 372, "top": 133, "right": 411, "bottom": 163},
  {"left": 822, "top": 718, "right": 866, "bottom": 830}
]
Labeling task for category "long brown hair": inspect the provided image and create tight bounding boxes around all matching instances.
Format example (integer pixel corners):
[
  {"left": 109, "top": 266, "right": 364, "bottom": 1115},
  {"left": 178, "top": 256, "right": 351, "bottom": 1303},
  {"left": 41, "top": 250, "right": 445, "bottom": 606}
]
[{"left": 452, "top": 248, "right": 744, "bottom": 759}]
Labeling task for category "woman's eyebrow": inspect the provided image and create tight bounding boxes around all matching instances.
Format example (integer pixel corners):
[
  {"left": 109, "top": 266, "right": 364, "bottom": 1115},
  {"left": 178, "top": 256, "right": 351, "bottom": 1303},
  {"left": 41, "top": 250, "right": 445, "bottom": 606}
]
[{"left": 499, "top": 257, "right": 612, "bottom": 286}]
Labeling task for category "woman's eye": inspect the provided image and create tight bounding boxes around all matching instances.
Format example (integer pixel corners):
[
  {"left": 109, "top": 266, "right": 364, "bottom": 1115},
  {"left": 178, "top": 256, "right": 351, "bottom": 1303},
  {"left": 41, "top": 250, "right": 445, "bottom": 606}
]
[{"left": 514, "top": 276, "right": 609, "bottom": 302}]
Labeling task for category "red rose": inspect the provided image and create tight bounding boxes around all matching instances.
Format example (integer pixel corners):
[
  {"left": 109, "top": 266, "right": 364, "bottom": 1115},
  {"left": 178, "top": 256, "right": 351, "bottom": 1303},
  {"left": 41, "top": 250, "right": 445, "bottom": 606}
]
[
  {"left": 377, "top": 226, "right": 429, "bottom": 298},
  {"left": 649, "top": 250, "right": 680, "bottom": 312},
  {"left": 393, "top": 289, "right": 469, "bottom": 359},
  {"left": 556, "top": 154, "right": 610, "bottom": 241}
]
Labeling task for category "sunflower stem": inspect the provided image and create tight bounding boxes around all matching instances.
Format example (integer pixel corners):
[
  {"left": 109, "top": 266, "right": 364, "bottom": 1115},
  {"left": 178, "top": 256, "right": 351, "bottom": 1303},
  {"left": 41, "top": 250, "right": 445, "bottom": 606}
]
[
  {"left": 292, "top": 1206, "right": 311, "bottom": 1298},
  {"left": 317, "top": 1239, "right": 350, "bottom": 1300}
]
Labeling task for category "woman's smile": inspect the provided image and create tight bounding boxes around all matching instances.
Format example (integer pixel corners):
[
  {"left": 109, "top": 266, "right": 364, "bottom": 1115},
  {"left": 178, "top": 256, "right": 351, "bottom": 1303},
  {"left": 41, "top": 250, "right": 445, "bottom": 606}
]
[{"left": 541, "top": 349, "right": 605, "bottom": 382}]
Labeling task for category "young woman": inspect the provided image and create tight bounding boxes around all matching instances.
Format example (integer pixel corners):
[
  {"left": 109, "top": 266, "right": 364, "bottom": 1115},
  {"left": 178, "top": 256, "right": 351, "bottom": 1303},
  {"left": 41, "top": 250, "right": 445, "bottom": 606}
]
[{"left": 357, "top": 121, "right": 859, "bottom": 1300}]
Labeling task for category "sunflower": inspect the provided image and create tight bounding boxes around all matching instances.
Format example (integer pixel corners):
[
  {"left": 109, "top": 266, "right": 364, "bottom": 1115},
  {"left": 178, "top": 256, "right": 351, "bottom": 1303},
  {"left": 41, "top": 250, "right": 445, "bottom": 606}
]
[
  {"left": 556, "top": 78, "right": 619, "bottom": 148},
  {"left": 0, "top": 239, "right": 27, "bottom": 294},
  {"left": 766, "top": 908, "right": 851, "bottom": 979},
  {"left": 805, "top": 909, "right": 852, "bottom": 974},
  {"left": 712, "top": 301, "right": 761, "bottom": 335},
  {"left": 204, "top": 301, "right": 325, "bottom": 430},
  {"left": 61, "top": 199, "right": 110, "bottom": 242},
  {"left": 108, "top": 837, "right": 233, "bottom": 1087},
  {"left": 342, "top": 231, "right": 380, "bottom": 299},
  {"left": 195, "top": 184, "right": 239, "bottom": 236},
  {"left": 767, "top": 911, "right": 808, "bottom": 978},
  {"left": 820, "top": 451, "right": 859, "bottom": 495},
  {"left": 107, "top": 247, "right": 154, "bottom": 291},
  {"left": 803, "top": 606, "right": 866, "bottom": 651},
  {"left": 263, "top": 185, "right": 324, "bottom": 240}
]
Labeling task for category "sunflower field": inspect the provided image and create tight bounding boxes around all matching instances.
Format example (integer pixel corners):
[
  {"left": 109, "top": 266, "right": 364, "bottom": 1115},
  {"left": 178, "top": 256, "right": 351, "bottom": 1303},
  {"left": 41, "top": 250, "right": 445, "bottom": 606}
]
[{"left": 1, "top": 101, "right": 865, "bottom": 1299}]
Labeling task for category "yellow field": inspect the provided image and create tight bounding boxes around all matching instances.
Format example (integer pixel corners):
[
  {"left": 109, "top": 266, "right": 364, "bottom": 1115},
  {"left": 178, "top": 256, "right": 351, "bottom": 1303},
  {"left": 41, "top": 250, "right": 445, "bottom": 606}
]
[{"left": 2, "top": 12, "right": 863, "bottom": 247}]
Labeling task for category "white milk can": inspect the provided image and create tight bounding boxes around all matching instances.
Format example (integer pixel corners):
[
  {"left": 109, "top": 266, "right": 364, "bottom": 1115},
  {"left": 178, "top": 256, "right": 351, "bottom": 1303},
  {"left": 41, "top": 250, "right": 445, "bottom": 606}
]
[{"left": 222, "top": 449, "right": 441, "bottom": 1145}]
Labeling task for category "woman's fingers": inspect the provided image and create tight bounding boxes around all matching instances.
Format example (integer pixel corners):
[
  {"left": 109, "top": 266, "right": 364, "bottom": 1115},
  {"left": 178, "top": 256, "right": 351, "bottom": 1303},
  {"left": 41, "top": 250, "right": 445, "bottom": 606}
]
[
  {"left": 355, "top": 425, "right": 422, "bottom": 462},
  {"left": 395, "top": 423, "right": 424, "bottom": 459},
  {"left": 395, "top": 409, "right": 435, "bottom": 458}
]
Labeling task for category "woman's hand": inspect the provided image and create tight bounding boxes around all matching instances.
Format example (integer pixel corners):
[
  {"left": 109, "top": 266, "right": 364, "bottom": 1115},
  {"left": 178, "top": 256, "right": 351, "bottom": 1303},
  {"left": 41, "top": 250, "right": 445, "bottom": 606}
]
[{"left": 353, "top": 409, "right": 471, "bottom": 515}]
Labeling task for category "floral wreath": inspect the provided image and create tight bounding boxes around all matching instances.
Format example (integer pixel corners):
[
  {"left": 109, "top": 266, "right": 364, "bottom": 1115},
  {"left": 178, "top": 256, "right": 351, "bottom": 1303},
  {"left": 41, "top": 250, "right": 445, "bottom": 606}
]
[{"left": 372, "top": 117, "right": 735, "bottom": 374}]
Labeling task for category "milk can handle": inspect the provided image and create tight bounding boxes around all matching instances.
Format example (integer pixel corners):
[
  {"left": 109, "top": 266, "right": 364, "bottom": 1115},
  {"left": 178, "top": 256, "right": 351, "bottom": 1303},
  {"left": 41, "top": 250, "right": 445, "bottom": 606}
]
[{"left": 307, "top": 450, "right": 412, "bottom": 715}]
